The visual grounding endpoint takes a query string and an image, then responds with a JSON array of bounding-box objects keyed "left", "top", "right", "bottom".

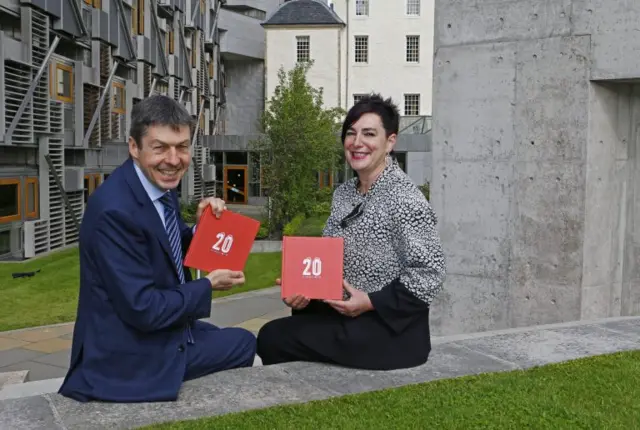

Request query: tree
[{"left": 251, "top": 61, "right": 344, "bottom": 238}]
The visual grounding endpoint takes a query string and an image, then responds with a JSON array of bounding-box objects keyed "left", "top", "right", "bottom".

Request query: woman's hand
[
  {"left": 276, "top": 278, "right": 310, "bottom": 310},
  {"left": 324, "top": 280, "right": 373, "bottom": 317}
]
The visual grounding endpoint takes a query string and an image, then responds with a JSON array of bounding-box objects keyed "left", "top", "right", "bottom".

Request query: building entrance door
[{"left": 223, "top": 166, "right": 248, "bottom": 204}]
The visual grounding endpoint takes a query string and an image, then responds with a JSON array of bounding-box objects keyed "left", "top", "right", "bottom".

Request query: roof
[{"left": 262, "top": 0, "right": 345, "bottom": 27}]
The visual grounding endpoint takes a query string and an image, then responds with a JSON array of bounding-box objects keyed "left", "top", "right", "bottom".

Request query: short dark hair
[
  {"left": 129, "top": 95, "right": 195, "bottom": 147},
  {"left": 341, "top": 93, "right": 400, "bottom": 144}
]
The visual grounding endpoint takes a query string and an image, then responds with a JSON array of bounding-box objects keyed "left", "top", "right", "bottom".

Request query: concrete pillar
[{"left": 430, "top": 0, "right": 640, "bottom": 336}]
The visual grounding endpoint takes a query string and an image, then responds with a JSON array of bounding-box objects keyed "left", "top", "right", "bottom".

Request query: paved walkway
[
  {"left": 0, "top": 287, "right": 287, "bottom": 383},
  {"left": 1, "top": 316, "right": 638, "bottom": 429}
]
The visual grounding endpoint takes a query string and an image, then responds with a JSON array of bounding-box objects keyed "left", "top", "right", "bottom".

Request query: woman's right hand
[
  {"left": 276, "top": 278, "right": 310, "bottom": 310},
  {"left": 206, "top": 269, "right": 245, "bottom": 290}
]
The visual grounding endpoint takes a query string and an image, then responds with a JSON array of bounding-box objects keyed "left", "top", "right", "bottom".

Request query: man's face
[{"left": 129, "top": 124, "right": 191, "bottom": 191}]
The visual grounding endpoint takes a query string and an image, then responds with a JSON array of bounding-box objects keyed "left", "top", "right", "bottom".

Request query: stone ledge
[
  {"left": 1, "top": 317, "right": 638, "bottom": 430},
  {"left": 0, "top": 371, "right": 28, "bottom": 389}
]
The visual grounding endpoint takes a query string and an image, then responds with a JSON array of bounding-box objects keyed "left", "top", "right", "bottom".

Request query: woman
[{"left": 256, "top": 94, "right": 446, "bottom": 370}]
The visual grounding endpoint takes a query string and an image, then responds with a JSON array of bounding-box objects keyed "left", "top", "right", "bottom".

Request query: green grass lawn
[
  {"left": 145, "top": 350, "right": 640, "bottom": 430},
  {"left": 0, "top": 248, "right": 281, "bottom": 332}
]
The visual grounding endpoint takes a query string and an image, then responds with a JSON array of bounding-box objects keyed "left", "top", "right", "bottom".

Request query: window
[
  {"left": 82, "top": 8, "right": 92, "bottom": 36},
  {"left": 353, "top": 94, "right": 368, "bottom": 105},
  {"left": 112, "top": 82, "right": 126, "bottom": 113},
  {"left": 296, "top": 36, "right": 310, "bottom": 62},
  {"left": 84, "top": 0, "right": 101, "bottom": 7},
  {"left": 394, "top": 152, "right": 407, "bottom": 172},
  {"left": 0, "top": 179, "right": 20, "bottom": 223},
  {"left": 355, "top": 0, "right": 369, "bottom": 16},
  {"left": 406, "top": 0, "right": 420, "bottom": 15},
  {"left": 26, "top": 177, "right": 38, "bottom": 219},
  {"left": 167, "top": 30, "right": 174, "bottom": 54},
  {"left": 84, "top": 174, "right": 102, "bottom": 203},
  {"left": 318, "top": 170, "right": 333, "bottom": 189},
  {"left": 0, "top": 230, "right": 10, "bottom": 255},
  {"left": 406, "top": 35, "right": 420, "bottom": 63},
  {"left": 354, "top": 36, "right": 368, "bottom": 63},
  {"left": 132, "top": 4, "right": 138, "bottom": 34},
  {"left": 404, "top": 94, "right": 420, "bottom": 115},
  {"left": 191, "top": 32, "right": 197, "bottom": 67},
  {"left": 137, "top": 0, "right": 144, "bottom": 35},
  {"left": 54, "top": 63, "right": 73, "bottom": 103}
]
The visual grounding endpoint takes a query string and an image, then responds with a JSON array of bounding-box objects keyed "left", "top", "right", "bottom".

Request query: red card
[
  {"left": 184, "top": 207, "right": 260, "bottom": 272},
  {"left": 281, "top": 236, "right": 344, "bottom": 300}
]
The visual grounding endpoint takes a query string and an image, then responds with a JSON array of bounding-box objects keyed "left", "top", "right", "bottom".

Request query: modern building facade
[
  {"left": 0, "top": 0, "right": 278, "bottom": 260},
  {"left": 247, "top": 0, "right": 434, "bottom": 197}
]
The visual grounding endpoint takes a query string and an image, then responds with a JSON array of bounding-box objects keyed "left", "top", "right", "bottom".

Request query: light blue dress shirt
[
  {"left": 133, "top": 162, "right": 170, "bottom": 228},
  {"left": 133, "top": 162, "right": 198, "bottom": 247}
]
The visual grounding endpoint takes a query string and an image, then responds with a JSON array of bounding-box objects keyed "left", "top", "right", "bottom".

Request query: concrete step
[
  {"left": 0, "top": 371, "right": 28, "bottom": 389},
  {"left": 0, "top": 377, "right": 63, "bottom": 401},
  {"left": 0, "top": 355, "right": 263, "bottom": 401}
]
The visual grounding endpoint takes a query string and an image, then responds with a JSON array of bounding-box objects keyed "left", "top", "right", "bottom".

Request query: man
[{"left": 59, "top": 95, "right": 256, "bottom": 403}]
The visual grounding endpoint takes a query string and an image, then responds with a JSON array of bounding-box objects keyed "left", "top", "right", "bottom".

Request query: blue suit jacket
[{"left": 58, "top": 158, "right": 212, "bottom": 403}]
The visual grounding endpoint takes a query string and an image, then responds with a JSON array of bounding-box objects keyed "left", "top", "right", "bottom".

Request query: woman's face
[{"left": 344, "top": 113, "right": 396, "bottom": 175}]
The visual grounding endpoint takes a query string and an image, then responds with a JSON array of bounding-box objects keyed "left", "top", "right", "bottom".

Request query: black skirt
[{"left": 256, "top": 279, "right": 432, "bottom": 371}]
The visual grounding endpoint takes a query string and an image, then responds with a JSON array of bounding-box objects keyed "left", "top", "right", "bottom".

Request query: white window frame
[
  {"left": 405, "top": 35, "right": 420, "bottom": 63},
  {"left": 296, "top": 35, "right": 310, "bottom": 62},
  {"left": 406, "top": 0, "right": 420, "bottom": 16},
  {"left": 353, "top": 93, "right": 368, "bottom": 105},
  {"left": 354, "top": 35, "right": 369, "bottom": 63},
  {"left": 355, "top": 0, "right": 369, "bottom": 16},
  {"left": 404, "top": 94, "right": 420, "bottom": 116}
]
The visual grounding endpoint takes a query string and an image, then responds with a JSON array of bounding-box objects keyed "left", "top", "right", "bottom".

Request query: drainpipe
[
  {"left": 345, "top": 0, "right": 350, "bottom": 111},
  {"left": 5, "top": 35, "right": 61, "bottom": 145}
]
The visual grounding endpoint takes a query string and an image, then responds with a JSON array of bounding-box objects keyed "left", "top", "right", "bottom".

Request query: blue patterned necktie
[{"left": 159, "top": 193, "right": 186, "bottom": 284}]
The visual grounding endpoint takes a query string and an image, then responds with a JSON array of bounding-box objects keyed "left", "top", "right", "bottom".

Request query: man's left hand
[
  {"left": 196, "top": 197, "right": 226, "bottom": 222},
  {"left": 324, "top": 280, "right": 373, "bottom": 318}
]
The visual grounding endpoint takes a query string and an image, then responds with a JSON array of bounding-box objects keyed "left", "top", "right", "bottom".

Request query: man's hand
[
  {"left": 275, "top": 278, "right": 310, "bottom": 310},
  {"left": 196, "top": 197, "right": 226, "bottom": 222},
  {"left": 206, "top": 269, "right": 245, "bottom": 291},
  {"left": 324, "top": 280, "right": 373, "bottom": 318}
]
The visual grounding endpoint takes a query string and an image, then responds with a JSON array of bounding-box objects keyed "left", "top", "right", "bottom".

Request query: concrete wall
[
  {"left": 223, "top": 60, "right": 264, "bottom": 135},
  {"left": 219, "top": 8, "right": 266, "bottom": 60},
  {"left": 430, "top": 0, "right": 640, "bottom": 336}
]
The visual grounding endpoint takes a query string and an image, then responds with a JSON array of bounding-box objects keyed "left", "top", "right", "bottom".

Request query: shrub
[
  {"left": 180, "top": 201, "right": 199, "bottom": 224},
  {"left": 418, "top": 182, "right": 430, "bottom": 201},
  {"left": 296, "top": 215, "right": 327, "bottom": 237},
  {"left": 283, "top": 214, "right": 305, "bottom": 236}
]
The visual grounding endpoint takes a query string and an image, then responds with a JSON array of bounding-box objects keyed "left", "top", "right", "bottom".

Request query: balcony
[
  {"left": 218, "top": 8, "right": 265, "bottom": 61},
  {"left": 222, "top": 0, "right": 269, "bottom": 18}
]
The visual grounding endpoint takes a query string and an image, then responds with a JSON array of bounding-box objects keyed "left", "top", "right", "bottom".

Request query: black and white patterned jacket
[{"left": 323, "top": 157, "right": 446, "bottom": 305}]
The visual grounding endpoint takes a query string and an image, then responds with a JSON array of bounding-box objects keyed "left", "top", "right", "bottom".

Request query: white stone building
[
  {"left": 263, "top": 0, "right": 434, "bottom": 116},
  {"left": 261, "top": 0, "right": 434, "bottom": 189}
]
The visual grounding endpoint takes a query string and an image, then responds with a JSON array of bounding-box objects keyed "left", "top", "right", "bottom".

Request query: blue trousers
[{"left": 184, "top": 320, "right": 256, "bottom": 381}]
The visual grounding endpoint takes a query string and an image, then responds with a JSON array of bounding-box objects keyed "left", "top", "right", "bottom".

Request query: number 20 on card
[
  {"left": 302, "top": 257, "right": 322, "bottom": 277},
  {"left": 280, "top": 236, "right": 344, "bottom": 300},
  {"left": 212, "top": 232, "right": 234, "bottom": 255}
]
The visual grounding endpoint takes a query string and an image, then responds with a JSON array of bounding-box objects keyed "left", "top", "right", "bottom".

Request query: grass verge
[
  {"left": 145, "top": 350, "right": 640, "bottom": 429},
  {"left": 0, "top": 248, "right": 281, "bottom": 332}
]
